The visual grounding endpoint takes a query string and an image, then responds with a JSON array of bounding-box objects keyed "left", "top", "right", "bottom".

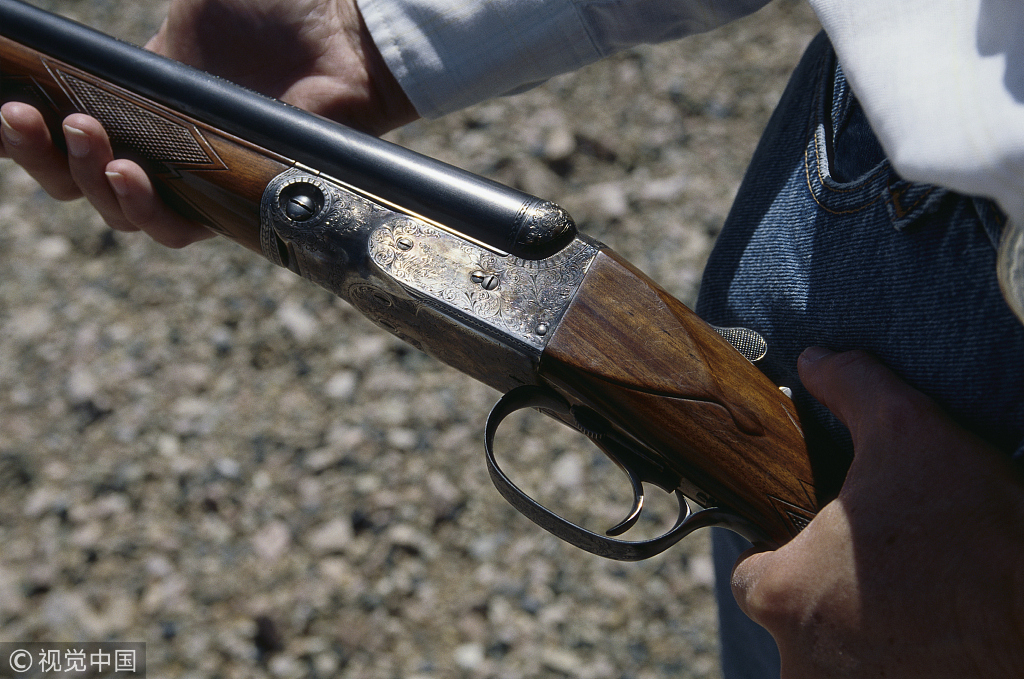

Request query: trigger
[
  {"left": 605, "top": 465, "right": 645, "bottom": 536},
  {"left": 569, "top": 405, "right": 649, "bottom": 538}
]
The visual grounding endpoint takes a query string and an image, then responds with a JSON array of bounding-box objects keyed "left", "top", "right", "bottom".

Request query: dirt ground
[{"left": 0, "top": 1, "right": 821, "bottom": 676}]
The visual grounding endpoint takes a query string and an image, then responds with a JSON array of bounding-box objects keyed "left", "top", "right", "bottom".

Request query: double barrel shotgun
[{"left": 0, "top": 0, "right": 847, "bottom": 559}]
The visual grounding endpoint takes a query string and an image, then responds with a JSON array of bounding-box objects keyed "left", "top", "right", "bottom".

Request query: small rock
[
  {"left": 689, "top": 553, "right": 716, "bottom": 587},
  {"left": 12, "top": 305, "right": 53, "bottom": 339},
  {"left": 387, "top": 524, "right": 437, "bottom": 559},
  {"left": 590, "top": 181, "right": 630, "bottom": 218},
  {"left": 303, "top": 447, "right": 343, "bottom": 473},
  {"left": 307, "top": 518, "right": 353, "bottom": 554},
  {"left": 386, "top": 428, "right": 417, "bottom": 450},
  {"left": 543, "top": 125, "right": 576, "bottom": 161},
  {"left": 453, "top": 643, "right": 485, "bottom": 670},
  {"left": 252, "top": 521, "right": 291, "bottom": 562},
  {"left": 36, "top": 235, "right": 71, "bottom": 260},
  {"left": 145, "top": 555, "right": 175, "bottom": 579},
  {"left": 542, "top": 647, "right": 583, "bottom": 675},
  {"left": 23, "top": 487, "right": 67, "bottom": 519},
  {"left": 324, "top": 370, "right": 358, "bottom": 400},
  {"left": 276, "top": 300, "right": 318, "bottom": 342},
  {"left": 66, "top": 368, "right": 99, "bottom": 402},
  {"left": 551, "top": 452, "right": 584, "bottom": 489},
  {"left": 214, "top": 457, "right": 241, "bottom": 479}
]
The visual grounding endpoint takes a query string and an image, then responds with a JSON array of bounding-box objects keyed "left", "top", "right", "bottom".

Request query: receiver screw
[
  {"left": 396, "top": 236, "right": 414, "bottom": 251},
  {"left": 471, "top": 270, "right": 499, "bottom": 290},
  {"left": 280, "top": 182, "right": 325, "bottom": 222},
  {"left": 285, "top": 194, "right": 317, "bottom": 221}
]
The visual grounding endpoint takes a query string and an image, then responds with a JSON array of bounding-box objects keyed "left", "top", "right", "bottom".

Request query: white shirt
[{"left": 358, "top": 0, "right": 1024, "bottom": 233}]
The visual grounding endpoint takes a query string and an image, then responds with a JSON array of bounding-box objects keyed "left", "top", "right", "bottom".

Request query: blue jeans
[{"left": 696, "top": 32, "right": 1024, "bottom": 679}]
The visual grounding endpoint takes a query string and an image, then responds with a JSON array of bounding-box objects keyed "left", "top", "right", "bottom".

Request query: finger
[
  {"left": 1, "top": 102, "right": 81, "bottom": 200},
  {"left": 730, "top": 500, "right": 857, "bottom": 629},
  {"left": 730, "top": 537, "right": 818, "bottom": 629},
  {"left": 729, "top": 547, "right": 780, "bottom": 626},
  {"left": 105, "top": 159, "right": 215, "bottom": 248},
  {"left": 62, "top": 113, "right": 139, "bottom": 232},
  {"left": 796, "top": 348, "right": 935, "bottom": 452}
]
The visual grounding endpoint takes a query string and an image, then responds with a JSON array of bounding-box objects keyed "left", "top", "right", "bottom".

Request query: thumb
[
  {"left": 728, "top": 505, "right": 851, "bottom": 631},
  {"left": 728, "top": 546, "right": 781, "bottom": 626},
  {"left": 796, "top": 348, "right": 930, "bottom": 450}
]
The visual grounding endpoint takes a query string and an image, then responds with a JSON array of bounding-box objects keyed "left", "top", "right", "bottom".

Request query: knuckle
[
  {"left": 144, "top": 220, "right": 207, "bottom": 249},
  {"left": 870, "top": 380, "right": 936, "bottom": 436},
  {"left": 45, "top": 181, "right": 85, "bottom": 202},
  {"left": 21, "top": 165, "right": 81, "bottom": 201},
  {"left": 102, "top": 213, "right": 137, "bottom": 234},
  {"left": 827, "top": 349, "right": 884, "bottom": 386},
  {"left": 156, "top": 232, "right": 196, "bottom": 249},
  {"left": 732, "top": 553, "right": 809, "bottom": 630},
  {"left": 741, "top": 569, "right": 802, "bottom": 627}
]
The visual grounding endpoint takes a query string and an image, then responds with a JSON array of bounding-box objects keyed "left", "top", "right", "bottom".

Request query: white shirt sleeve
[
  {"left": 361, "top": 0, "right": 1024, "bottom": 234},
  {"left": 809, "top": 0, "right": 1024, "bottom": 228},
  {"left": 357, "top": 0, "right": 772, "bottom": 118}
]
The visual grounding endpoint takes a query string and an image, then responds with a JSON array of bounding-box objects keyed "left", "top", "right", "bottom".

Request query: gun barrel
[{"left": 0, "top": 0, "right": 575, "bottom": 258}]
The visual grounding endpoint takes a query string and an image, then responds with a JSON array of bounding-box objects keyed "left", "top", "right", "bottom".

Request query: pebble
[
  {"left": 307, "top": 518, "right": 354, "bottom": 554},
  {"left": 690, "top": 554, "right": 717, "bottom": 588},
  {"left": 36, "top": 235, "right": 71, "bottom": 260},
  {"left": 551, "top": 451, "right": 585, "bottom": 489},
  {"left": 275, "top": 300, "right": 319, "bottom": 343},
  {"left": 453, "top": 643, "right": 485, "bottom": 670},
  {"left": 252, "top": 521, "right": 292, "bottom": 562},
  {"left": 324, "top": 369, "right": 358, "bottom": 400}
]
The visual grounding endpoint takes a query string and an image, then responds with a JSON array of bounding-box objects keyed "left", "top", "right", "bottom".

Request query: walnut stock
[{"left": 540, "top": 250, "right": 835, "bottom": 545}]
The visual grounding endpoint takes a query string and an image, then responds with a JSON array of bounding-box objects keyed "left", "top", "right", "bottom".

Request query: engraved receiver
[{"left": 0, "top": 0, "right": 845, "bottom": 559}]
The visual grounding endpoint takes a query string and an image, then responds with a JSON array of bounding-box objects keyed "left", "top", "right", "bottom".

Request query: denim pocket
[
  {"left": 804, "top": 58, "right": 950, "bottom": 232},
  {"left": 804, "top": 121, "right": 892, "bottom": 216}
]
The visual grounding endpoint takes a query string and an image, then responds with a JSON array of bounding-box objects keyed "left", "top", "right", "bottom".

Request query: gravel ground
[{"left": 0, "top": 1, "right": 820, "bottom": 677}]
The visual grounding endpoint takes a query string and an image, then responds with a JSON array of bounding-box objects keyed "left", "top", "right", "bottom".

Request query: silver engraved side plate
[
  {"left": 260, "top": 167, "right": 600, "bottom": 383},
  {"left": 368, "top": 220, "right": 598, "bottom": 350}
]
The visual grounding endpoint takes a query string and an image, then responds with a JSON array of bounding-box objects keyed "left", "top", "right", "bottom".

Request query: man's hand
[
  {"left": 0, "top": 0, "right": 416, "bottom": 247},
  {"left": 731, "top": 348, "right": 1024, "bottom": 678}
]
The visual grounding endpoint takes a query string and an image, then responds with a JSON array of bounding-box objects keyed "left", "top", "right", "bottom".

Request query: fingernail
[
  {"left": 105, "top": 171, "right": 128, "bottom": 197},
  {"left": 63, "top": 124, "right": 90, "bottom": 158},
  {"left": 0, "top": 112, "right": 23, "bottom": 146},
  {"left": 800, "top": 346, "right": 834, "bottom": 364}
]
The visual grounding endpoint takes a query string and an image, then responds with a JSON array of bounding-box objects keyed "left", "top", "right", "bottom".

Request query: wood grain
[
  {"left": 0, "top": 34, "right": 289, "bottom": 253},
  {"left": 541, "top": 248, "right": 844, "bottom": 545}
]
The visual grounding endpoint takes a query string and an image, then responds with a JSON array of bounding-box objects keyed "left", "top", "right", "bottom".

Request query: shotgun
[{"left": 0, "top": 0, "right": 842, "bottom": 559}]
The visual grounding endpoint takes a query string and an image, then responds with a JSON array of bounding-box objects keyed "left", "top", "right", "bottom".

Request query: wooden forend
[{"left": 0, "top": 34, "right": 289, "bottom": 254}]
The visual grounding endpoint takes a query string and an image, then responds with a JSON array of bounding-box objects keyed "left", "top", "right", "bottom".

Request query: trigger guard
[{"left": 484, "top": 386, "right": 767, "bottom": 561}]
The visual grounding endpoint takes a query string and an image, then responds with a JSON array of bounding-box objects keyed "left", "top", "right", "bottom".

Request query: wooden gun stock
[{"left": 540, "top": 249, "right": 836, "bottom": 546}]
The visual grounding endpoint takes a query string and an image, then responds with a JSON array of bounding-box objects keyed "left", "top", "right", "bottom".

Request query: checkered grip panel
[{"left": 63, "top": 73, "right": 211, "bottom": 165}]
